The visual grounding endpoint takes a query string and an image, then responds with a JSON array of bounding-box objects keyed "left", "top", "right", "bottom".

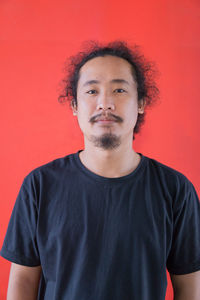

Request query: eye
[
  {"left": 114, "top": 88, "right": 126, "bottom": 93},
  {"left": 86, "top": 90, "right": 97, "bottom": 94}
]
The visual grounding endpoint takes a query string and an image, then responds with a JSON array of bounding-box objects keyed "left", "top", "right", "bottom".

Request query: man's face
[{"left": 73, "top": 55, "right": 145, "bottom": 150}]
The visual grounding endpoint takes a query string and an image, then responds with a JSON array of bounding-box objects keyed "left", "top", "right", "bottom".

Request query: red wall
[{"left": 0, "top": 0, "right": 200, "bottom": 299}]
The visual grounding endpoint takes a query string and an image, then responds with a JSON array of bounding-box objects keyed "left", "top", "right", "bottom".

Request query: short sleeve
[
  {"left": 166, "top": 178, "right": 200, "bottom": 275},
  {"left": 0, "top": 174, "right": 41, "bottom": 266}
]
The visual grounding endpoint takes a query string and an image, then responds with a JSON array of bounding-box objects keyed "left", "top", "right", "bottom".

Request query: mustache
[{"left": 89, "top": 113, "right": 123, "bottom": 123}]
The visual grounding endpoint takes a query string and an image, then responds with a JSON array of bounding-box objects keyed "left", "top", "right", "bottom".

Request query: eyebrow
[{"left": 82, "top": 79, "right": 130, "bottom": 87}]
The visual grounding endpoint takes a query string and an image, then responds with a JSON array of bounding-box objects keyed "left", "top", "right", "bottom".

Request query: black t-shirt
[{"left": 1, "top": 150, "right": 200, "bottom": 300}]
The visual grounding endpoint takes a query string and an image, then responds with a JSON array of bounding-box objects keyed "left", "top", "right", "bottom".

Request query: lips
[
  {"left": 90, "top": 113, "right": 122, "bottom": 124},
  {"left": 97, "top": 119, "right": 115, "bottom": 122},
  {"left": 97, "top": 120, "right": 115, "bottom": 124},
  {"left": 95, "top": 116, "right": 116, "bottom": 122}
]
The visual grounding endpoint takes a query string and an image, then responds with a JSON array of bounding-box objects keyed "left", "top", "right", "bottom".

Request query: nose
[{"left": 96, "top": 93, "right": 115, "bottom": 111}]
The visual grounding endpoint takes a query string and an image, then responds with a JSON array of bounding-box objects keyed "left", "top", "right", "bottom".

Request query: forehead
[{"left": 78, "top": 55, "right": 135, "bottom": 84}]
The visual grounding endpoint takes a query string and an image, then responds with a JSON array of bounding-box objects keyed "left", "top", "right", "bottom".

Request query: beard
[{"left": 89, "top": 132, "right": 121, "bottom": 150}]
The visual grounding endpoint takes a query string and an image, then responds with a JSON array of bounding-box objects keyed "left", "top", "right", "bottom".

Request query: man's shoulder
[
  {"left": 143, "top": 154, "right": 199, "bottom": 203},
  {"left": 144, "top": 154, "right": 192, "bottom": 187},
  {"left": 22, "top": 152, "right": 76, "bottom": 184}
]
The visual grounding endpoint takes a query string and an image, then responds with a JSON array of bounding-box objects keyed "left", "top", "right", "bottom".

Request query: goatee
[{"left": 89, "top": 133, "right": 121, "bottom": 150}]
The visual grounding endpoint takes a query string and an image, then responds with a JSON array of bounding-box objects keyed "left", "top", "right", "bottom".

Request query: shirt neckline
[{"left": 72, "top": 149, "right": 147, "bottom": 185}]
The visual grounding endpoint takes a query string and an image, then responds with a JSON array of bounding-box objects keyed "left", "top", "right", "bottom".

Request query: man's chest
[{"left": 37, "top": 184, "right": 173, "bottom": 272}]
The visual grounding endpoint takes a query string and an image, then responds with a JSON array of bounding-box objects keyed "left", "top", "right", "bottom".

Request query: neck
[{"left": 79, "top": 142, "right": 141, "bottom": 178}]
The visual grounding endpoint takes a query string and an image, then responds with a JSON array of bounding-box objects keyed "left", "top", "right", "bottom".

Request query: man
[{"left": 1, "top": 41, "right": 200, "bottom": 300}]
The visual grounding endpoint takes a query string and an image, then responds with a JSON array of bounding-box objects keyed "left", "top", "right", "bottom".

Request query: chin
[{"left": 87, "top": 132, "right": 121, "bottom": 150}]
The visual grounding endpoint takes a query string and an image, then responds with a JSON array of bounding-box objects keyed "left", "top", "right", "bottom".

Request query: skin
[
  {"left": 170, "top": 272, "right": 200, "bottom": 299},
  {"left": 72, "top": 55, "right": 146, "bottom": 178},
  {"left": 7, "top": 263, "right": 42, "bottom": 300}
]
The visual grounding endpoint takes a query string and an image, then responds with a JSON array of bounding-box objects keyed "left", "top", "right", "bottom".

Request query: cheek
[
  {"left": 123, "top": 102, "right": 139, "bottom": 124},
  {"left": 76, "top": 102, "right": 93, "bottom": 125},
  {"left": 122, "top": 100, "right": 138, "bottom": 114},
  {"left": 77, "top": 99, "right": 96, "bottom": 116}
]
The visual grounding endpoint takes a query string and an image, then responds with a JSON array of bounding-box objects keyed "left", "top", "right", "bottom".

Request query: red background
[{"left": 0, "top": 0, "right": 200, "bottom": 299}]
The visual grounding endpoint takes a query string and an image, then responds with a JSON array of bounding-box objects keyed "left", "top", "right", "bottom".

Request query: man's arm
[
  {"left": 170, "top": 270, "right": 200, "bottom": 300},
  {"left": 7, "top": 262, "right": 42, "bottom": 300}
]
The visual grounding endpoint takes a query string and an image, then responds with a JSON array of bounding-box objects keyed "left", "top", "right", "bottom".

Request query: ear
[
  {"left": 71, "top": 99, "right": 77, "bottom": 116},
  {"left": 138, "top": 99, "right": 146, "bottom": 114}
]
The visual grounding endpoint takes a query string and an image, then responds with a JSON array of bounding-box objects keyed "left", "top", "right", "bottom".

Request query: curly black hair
[{"left": 58, "top": 40, "right": 160, "bottom": 140}]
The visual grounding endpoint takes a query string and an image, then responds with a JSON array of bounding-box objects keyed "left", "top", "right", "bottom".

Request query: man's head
[{"left": 58, "top": 40, "right": 159, "bottom": 143}]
